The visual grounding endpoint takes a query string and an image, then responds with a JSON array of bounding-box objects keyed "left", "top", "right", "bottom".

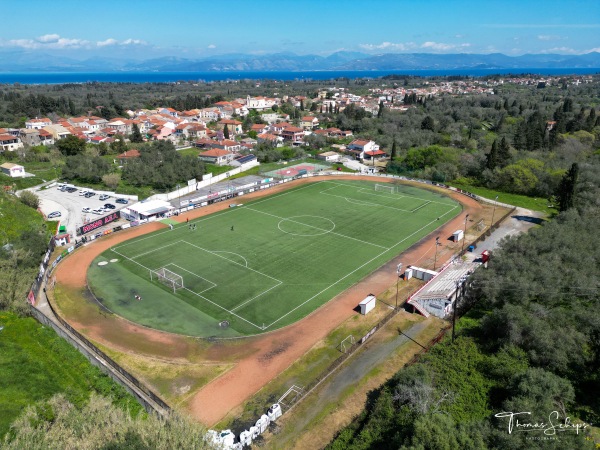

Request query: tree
[
  {"left": 486, "top": 140, "right": 498, "bottom": 171},
  {"left": 55, "top": 135, "right": 86, "bottom": 156},
  {"left": 3, "top": 394, "right": 211, "bottom": 449},
  {"left": 497, "top": 137, "right": 511, "bottom": 167},
  {"left": 421, "top": 115, "right": 435, "bottom": 131},
  {"left": 130, "top": 123, "right": 144, "bottom": 143},
  {"left": 377, "top": 100, "right": 384, "bottom": 119},
  {"left": 18, "top": 191, "right": 39, "bottom": 209},
  {"left": 557, "top": 162, "right": 579, "bottom": 212},
  {"left": 223, "top": 123, "right": 230, "bottom": 140},
  {"left": 0, "top": 248, "right": 37, "bottom": 316},
  {"left": 110, "top": 135, "right": 128, "bottom": 155},
  {"left": 390, "top": 139, "right": 397, "bottom": 160},
  {"left": 102, "top": 173, "right": 121, "bottom": 190}
]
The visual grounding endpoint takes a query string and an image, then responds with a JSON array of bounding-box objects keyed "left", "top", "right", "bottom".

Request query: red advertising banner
[{"left": 78, "top": 211, "right": 121, "bottom": 235}]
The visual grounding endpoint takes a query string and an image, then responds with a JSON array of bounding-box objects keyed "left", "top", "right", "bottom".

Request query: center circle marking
[{"left": 278, "top": 215, "right": 335, "bottom": 236}]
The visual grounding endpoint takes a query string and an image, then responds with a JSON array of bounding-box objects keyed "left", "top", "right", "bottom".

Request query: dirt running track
[{"left": 53, "top": 176, "right": 482, "bottom": 426}]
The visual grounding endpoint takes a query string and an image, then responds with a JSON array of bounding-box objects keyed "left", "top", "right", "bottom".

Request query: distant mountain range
[{"left": 1, "top": 50, "right": 599, "bottom": 73}]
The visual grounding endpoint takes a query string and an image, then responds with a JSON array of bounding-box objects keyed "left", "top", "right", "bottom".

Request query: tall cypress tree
[
  {"left": 377, "top": 100, "right": 384, "bottom": 119},
  {"left": 557, "top": 162, "right": 579, "bottom": 212},
  {"left": 390, "top": 139, "right": 397, "bottom": 160},
  {"left": 223, "top": 123, "right": 230, "bottom": 140},
  {"left": 486, "top": 140, "right": 499, "bottom": 170},
  {"left": 130, "top": 123, "right": 144, "bottom": 143}
]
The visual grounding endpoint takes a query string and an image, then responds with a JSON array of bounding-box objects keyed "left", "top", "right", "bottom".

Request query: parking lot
[{"left": 34, "top": 184, "right": 131, "bottom": 237}]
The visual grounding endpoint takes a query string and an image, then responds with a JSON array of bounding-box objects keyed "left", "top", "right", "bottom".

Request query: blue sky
[{"left": 1, "top": 0, "right": 599, "bottom": 58}]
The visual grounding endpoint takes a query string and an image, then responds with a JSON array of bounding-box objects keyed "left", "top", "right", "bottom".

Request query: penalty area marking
[{"left": 211, "top": 250, "right": 249, "bottom": 267}]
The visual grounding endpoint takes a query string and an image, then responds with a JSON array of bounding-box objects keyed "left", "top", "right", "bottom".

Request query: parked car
[
  {"left": 104, "top": 203, "right": 116, "bottom": 210},
  {"left": 47, "top": 211, "right": 62, "bottom": 218},
  {"left": 84, "top": 192, "right": 94, "bottom": 198},
  {"left": 115, "top": 198, "right": 128, "bottom": 204},
  {"left": 67, "top": 187, "right": 77, "bottom": 193},
  {"left": 99, "top": 194, "right": 110, "bottom": 200},
  {"left": 82, "top": 207, "right": 91, "bottom": 213},
  {"left": 92, "top": 209, "right": 103, "bottom": 215},
  {"left": 79, "top": 190, "right": 88, "bottom": 196}
]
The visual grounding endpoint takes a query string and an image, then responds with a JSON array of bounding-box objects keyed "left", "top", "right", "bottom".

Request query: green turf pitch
[{"left": 87, "top": 180, "right": 460, "bottom": 337}]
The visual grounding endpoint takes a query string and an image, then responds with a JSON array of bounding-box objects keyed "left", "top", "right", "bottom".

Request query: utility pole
[
  {"left": 461, "top": 214, "right": 470, "bottom": 254},
  {"left": 395, "top": 263, "right": 403, "bottom": 309},
  {"left": 490, "top": 195, "right": 499, "bottom": 230},
  {"left": 452, "top": 280, "right": 460, "bottom": 343},
  {"left": 433, "top": 236, "right": 440, "bottom": 270}
]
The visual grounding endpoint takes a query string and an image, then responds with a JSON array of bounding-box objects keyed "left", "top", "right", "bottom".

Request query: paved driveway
[{"left": 33, "top": 184, "right": 128, "bottom": 237}]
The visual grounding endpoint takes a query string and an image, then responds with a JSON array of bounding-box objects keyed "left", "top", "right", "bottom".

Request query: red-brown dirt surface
[{"left": 53, "top": 176, "right": 482, "bottom": 426}]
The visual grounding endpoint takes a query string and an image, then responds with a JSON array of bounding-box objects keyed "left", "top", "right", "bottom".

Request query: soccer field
[{"left": 87, "top": 180, "right": 460, "bottom": 337}]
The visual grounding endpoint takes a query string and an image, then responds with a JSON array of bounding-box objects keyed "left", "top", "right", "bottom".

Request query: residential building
[
  {"left": 25, "top": 118, "right": 52, "bottom": 129},
  {"left": 301, "top": 116, "right": 319, "bottom": 131},
  {"left": 0, "top": 134, "right": 24, "bottom": 152},
  {"left": 198, "top": 148, "right": 236, "bottom": 166}
]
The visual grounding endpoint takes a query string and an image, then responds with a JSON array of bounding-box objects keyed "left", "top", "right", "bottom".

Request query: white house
[
  {"left": 25, "top": 118, "right": 52, "bottom": 130},
  {"left": 0, "top": 162, "right": 25, "bottom": 177},
  {"left": 0, "top": 134, "right": 24, "bottom": 152}
]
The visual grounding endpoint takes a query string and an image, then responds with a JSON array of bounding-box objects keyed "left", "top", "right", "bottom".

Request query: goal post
[
  {"left": 374, "top": 184, "right": 395, "bottom": 194},
  {"left": 150, "top": 267, "right": 184, "bottom": 293}
]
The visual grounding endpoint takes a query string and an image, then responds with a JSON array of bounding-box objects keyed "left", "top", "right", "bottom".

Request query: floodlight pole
[
  {"left": 490, "top": 195, "right": 499, "bottom": 230},
  {"left": 433, "top": 236, "right": 440, "bottom": 270},
  {"left": 461, "top": 214, "right": 469, "bottom": 254},
  {"left": 395, "top": 263, "right": 402, "bottom": 309},
  {"left": 452, "top": 280, "right": 460, "bottom": 343}
]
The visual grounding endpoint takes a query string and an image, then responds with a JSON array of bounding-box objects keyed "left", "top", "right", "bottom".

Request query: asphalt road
[{"left": 34, "top": 184, "right": 129, "bottom": 237}]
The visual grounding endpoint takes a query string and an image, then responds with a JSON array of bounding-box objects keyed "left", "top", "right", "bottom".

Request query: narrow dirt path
[{"left": 52, "top": 176, "right": 482, "bottom": 426}]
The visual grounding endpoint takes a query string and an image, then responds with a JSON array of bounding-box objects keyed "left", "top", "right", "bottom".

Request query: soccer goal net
[
  {"left": 374, "top": 184, "right": 395, "bottom": 194},
  {"left": 150, "top": 267, "right": 184, "bottom": 293}
]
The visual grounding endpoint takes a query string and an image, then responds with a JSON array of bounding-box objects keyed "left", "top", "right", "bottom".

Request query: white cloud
[
  {"left": 6, "top": 34, "right": 89, "bottom": 49},
  {"left": 537, "top": 34, "right": 562, "bottom": 41},
  {"left": 542, "top": 46, "right": 578, "bottom": 54},
  {"left": 359, "top": 41, "right": 417, "bottom": 51},
  {"left": 360, "top": 41, "right": 470, "bottom": 53},
  {"left": 37, "top": 34, "right": 60, "bottom": 43},
  {"left": 121, "top": 39, "right": 146, "bottom": 46},
  {"left": 207, "top": 44, "right": 217, "bottom": 49},
  {"left": 422, "top": 41, "right": 471, "bottom": 51},
  {"left": 97, "top": 38, "right": 118, "bottom": 47}
]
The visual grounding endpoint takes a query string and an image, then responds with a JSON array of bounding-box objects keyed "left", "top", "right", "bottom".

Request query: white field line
[
  {"left": 211, "top": 250, "right": 249, "bottom": 267},
  {"left": 183, "top": 241, "right": 283, "bottom": 284},
  {"left": 321, "top": 180, "right": 456, "bottom": 206},
  {"left": 411, "top": 201, "right": 431, "bottom": 213},
  {"left": 319, "top": 190, "right": 413, "bottom": 213},
  {"left": 244, "top": 206, "right": 388, "bottom": 250},
  {"left": 183, "top": 241, "right": 283, "bottom": 316},
  {"left": 167, "top": 263, "right": 217, "bottom": 293},
  {"left": 124, "top": 240, "right": 183, "bottom": 260},
  {"left": 264, "top": 203, "right": 459, "bottom": 330},
  {"left": 110, "top": 246, "right": 264, "bottom": 330}
]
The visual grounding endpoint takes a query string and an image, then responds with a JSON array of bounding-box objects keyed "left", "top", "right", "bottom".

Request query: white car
[
  {"left": 47, "top": 211, "right": 61, "bottom": 219},
  {"left": 99, "top": 194, "right": 110, "bottom": 201},
  {"left": 82, "top": 207, "right": 91, "bottom": 213},
  {"left": 79, "top": 190, "right": 88, "bottom": 196},
  {"left": 92, "top": 209, "right": 103, "bottom": 215}
]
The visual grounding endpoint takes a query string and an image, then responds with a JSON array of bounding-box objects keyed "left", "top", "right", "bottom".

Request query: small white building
[
  {"left": 358, "top": 294, "right": 377, "bottom": 315},
  {"left": 452, "top": 230, "right": 464, "bottom": 242},
  {"left": 120, "top": 200, "right": 174, "bottom": 221},
  {"left": 317, "top": 151, "right": 340, "bottom": 162},
  {"left": 0, "top": 162, "right": 25, "bottom": 177}
]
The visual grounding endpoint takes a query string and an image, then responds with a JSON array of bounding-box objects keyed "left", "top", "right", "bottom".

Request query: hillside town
[{"left": 1, "top": 74, "right": 589, "bottom": 168}]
